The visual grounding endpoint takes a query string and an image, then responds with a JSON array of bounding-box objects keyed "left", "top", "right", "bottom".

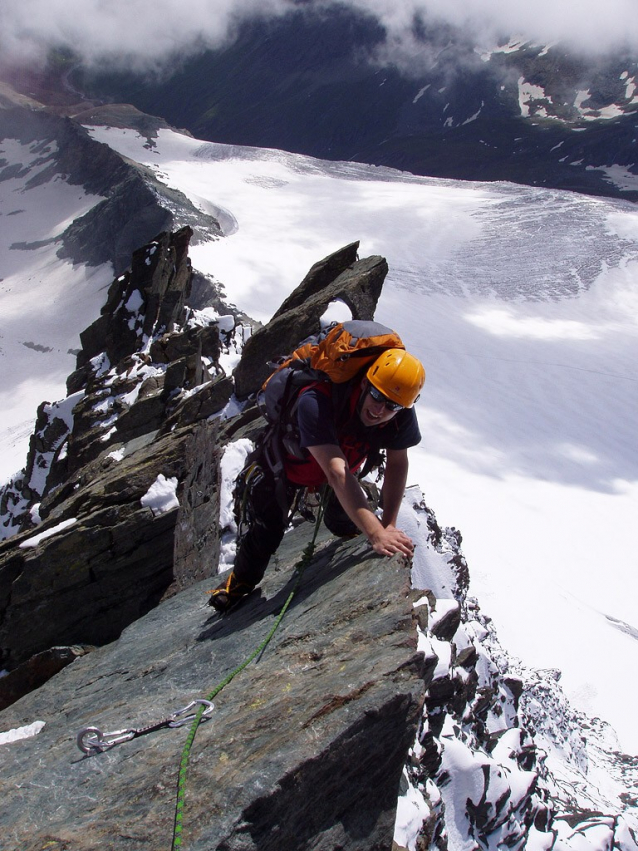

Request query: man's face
[{"left": 358, "top": 380, "right": 401, "bottom": 427}]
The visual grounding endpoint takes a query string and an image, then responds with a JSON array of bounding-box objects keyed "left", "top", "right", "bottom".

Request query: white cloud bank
[
  {"left": 1, "top": 0, "right": 637, "bottom": 76},
  {"left": 0, "top": 0, "right": 294, "bottom": 72}
]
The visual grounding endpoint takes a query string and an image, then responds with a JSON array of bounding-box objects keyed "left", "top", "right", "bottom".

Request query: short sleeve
[
  {"left": 377, "top": 407, "right": 421, "bottom": 450},
  {"left": 296, "top": 387, "right": 339, "bottom": 448}
]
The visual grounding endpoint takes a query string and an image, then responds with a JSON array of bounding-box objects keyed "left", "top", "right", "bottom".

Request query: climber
[{"left": 209, "top": 347, "right": 425, "bottom": 612}]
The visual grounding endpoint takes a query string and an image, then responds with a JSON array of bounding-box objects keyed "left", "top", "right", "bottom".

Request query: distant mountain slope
[
  {"left": 77, "top": 6, "right": 638, "bottom": 199},
  {"left": 0, "top": 100, "right": 222, "bottom": 481}
]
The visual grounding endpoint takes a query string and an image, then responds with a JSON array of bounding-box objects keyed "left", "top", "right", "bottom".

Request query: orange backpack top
[{"left": 259, "top": 320, "right": 404, "bottom": 423}]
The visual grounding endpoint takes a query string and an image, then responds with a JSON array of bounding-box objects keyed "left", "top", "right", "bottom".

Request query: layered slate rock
[
  {"left": 0, "top": 420, "right": 221, "bottom": 670},
  {"left": 0, "top": 527, "right": 424, "bottom": 851},
  {"left": 0, "top": 227, "right": 234, "bottom": 672}
]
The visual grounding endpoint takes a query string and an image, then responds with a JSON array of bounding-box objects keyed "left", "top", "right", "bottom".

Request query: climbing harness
[
  {"left": 171, "top": 489, "right": 327, "bottom": 850},
  {"left": 232, "top": 457, "right": 265, "bottom": 537},
  {"left": 76, "top": 699, "right": 215, "bottom": 755}
]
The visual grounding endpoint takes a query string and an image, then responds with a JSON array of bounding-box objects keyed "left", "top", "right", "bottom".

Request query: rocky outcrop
[
  {"left": 270, "top": 240, "right": 360, "bottom": 318},
  {"left": 0, "top": 421, "right": 219, "bottom": 670},
  {"left": 0, "top": 526, "right": 424, "bottom": 851},
  {"left": 1, "top": 227, "right": 226, "bottom": 525},
  {"left": 59, "top": 166, "right": 222, "bottom": 274},
  {"left": 0, "top": 104, "right": 222, "bottom": 274},
  {"left": 0, "top": 226, "right": 234, "bottom": 671},
  {"left": 233, "top": 242, "right": 389, "bottom": 398},
  {"left": 0, "top": 234, "right": 389, "bottom": 674},
  {"left": 394, "top": 492, "right": 638, "bottom": 851}
]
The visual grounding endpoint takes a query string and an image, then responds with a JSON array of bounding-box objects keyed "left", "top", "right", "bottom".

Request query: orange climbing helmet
[{"left": 366, "top": 348, "right": 425, "bottom": 408}]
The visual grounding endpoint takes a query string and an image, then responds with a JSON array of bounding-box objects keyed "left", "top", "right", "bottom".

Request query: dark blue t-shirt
[
  {"left": 283, "top": 382, "right": 420, "bottom": 486},
  {"left": 297, "top": 384, "right": 421, "bottom": 451}
]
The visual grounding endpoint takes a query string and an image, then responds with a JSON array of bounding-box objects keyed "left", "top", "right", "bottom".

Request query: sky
[
  {"left": 2, "top": 123, "right": 637, "bottom": 758},
  {"left": 1, "top": 0, "right": 637, "bottom": 77}
]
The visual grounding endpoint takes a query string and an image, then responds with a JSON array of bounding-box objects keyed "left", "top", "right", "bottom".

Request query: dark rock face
[
  {"left": 59, "top": 168, "right": 222, "bottom": 274},
  {"left": 58, "top": 170, "right": 174, "bottom": 273},
  {"left": 0, "top": 529, "right": 424, "bottom": 851},
  {"left": 75, "top": 226, "right": 195, "bottom": 372},
  {"left": 0, "top": 645, "right": 93, "bottom": 711},
  {"left": 0, "top": 423, "right": 218, "bottom": 668},
  {"left": 0, "top": 226, "right": 233, "bottom": 667},
  {"left": 233, "top": 245, "right": 389, "bottom": 398}
]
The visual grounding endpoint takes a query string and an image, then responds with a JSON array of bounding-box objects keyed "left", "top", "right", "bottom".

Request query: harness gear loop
[{"left": 171, "top": 488, "right": 328, "bottom": 850}]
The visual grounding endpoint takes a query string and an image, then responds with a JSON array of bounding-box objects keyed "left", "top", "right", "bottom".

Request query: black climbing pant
[{"left": 232, "top": 469, "right": 359, "bottom": 589}]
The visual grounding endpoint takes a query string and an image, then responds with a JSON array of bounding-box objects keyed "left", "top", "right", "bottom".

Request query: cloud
[
  {"left": 0, "top": 0, "right": 296, "bottom": 72},
  {"left": 1, "top": 0, "right": 637, "bottom": 76},
  {"left": 348, "top": 0, "right": 638, "bottom": 54}
]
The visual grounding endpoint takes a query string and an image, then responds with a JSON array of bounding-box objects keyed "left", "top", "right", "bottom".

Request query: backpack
[{"left": 258, "top": 319, "right": 405, "bottom": 429}]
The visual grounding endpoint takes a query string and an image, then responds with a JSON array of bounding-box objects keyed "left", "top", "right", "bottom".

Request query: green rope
[{"left": 171, "top": 493, "right": 326, "bottom": 850}]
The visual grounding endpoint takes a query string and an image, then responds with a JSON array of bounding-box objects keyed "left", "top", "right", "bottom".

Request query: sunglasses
[{"left": 367, "top": 383, "right": 403, "bottom": 412}]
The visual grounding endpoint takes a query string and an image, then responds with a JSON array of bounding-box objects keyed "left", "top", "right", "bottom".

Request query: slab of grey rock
[
  {"left": 0, "top": 523, "right": 425, "bottom": 851},
  {"left": 0, "top": 420, "right": 218, "bottom": 669}
]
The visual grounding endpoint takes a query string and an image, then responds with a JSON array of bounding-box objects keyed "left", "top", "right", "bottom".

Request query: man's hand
[
  {"left": 308, "top": 443, "right": 415, "bottom": 559},
  {"left": 369, "top": 524, "right": 415, "bottom": 558}
]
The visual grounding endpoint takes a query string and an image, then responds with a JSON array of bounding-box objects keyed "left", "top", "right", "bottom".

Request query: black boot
[{"left": 208, "top": 571, "right": 255, "bottom": 612}]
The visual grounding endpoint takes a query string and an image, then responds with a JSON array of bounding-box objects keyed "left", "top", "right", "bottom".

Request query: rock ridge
[
  {"left": 0, "top": 103, "right": 222, "bottom": 274},
  {"left": 0, "top": 232, "right": 390, "bottom": 677}
]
